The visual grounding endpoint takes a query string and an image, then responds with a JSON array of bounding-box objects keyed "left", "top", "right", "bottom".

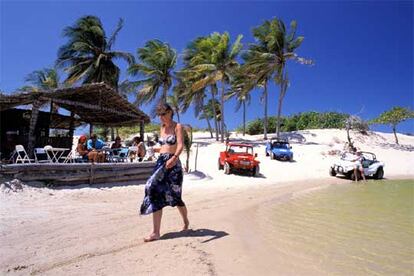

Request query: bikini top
[{"left": 158, "top": 134, "right": 176, "bottom": 145}]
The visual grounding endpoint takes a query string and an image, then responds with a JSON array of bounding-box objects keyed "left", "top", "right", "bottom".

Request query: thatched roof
[{"left": 0, "top": 83, "right": 150, "bottom": 126}]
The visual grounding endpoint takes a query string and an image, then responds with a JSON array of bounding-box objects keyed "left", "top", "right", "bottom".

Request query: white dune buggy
[{"left": 329, "top": 151, "right": 385, "bottom": 180}]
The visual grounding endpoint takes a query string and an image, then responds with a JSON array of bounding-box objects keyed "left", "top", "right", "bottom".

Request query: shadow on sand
[
  {"left": 377, "top": 143, "right": 414, "bottom": 152},
  {"left": 160, "top": 228, "right": 229, "bottom": 243}
]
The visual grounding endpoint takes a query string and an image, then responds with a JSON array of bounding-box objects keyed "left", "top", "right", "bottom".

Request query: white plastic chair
[
  {"left": 15, "top": 145, "right": 34, "bottom": 163},
  {"left": 34, "top": 148, "right": 51, "bottom": 163},
  {"left": 43, "top": 145, "right": 54, "bottom": 162},
  {"left": 62, "top": 150, "right": 74, "bottom": 163}
]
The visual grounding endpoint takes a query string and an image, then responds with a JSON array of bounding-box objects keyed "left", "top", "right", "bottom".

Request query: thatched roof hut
[{"left": 0, "top": 83, "right": 149, "bottom": 158}]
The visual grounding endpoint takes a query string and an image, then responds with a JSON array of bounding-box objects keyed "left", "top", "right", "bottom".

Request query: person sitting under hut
[
  {"left": 87, "top": 134, "right": 106, "bottom": 163},
  {"left": 129, "top": 137, "right": 145, "bottom": 162},
  {"left": 137, "top": 138, "right": 146, "bottom": 162},
  {"left": 111, "top": 136, "right": 122, "bottom": 149},
  {"left": 76, "top": 135, "right": 89, "bottom": 161}
]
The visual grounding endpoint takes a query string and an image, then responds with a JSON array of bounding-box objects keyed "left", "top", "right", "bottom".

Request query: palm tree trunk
[
  {"left": 211, "top": 85, "right": 219, "bottom": 141},
  {"left": 220, "top": 82, "right": 225, "bottom": 143},
  {"left": 28, "top": 100, "right": 41, "bottom": 158},
  {"left": 243, "top": 100, "right": 246, "bottom": 136},
  {"left": 346, "top": 128, "right": 352, "bottom": 144},
  {"left": 276, "top": 94, "right": 283, "bottom": 139},
  {"left": 392, "top": 125, "right": 399, "bottom": 145},
  {"left": 276, "top": 71, "right": 288, "bottom": 139},
  {"left": 162, "top": 83, "right": 168, "bottom": 102},
  {"left": 206, "top": 117, "right": 213, "bottom": 138},
  {"left": 176, "top": 111, "right": 181, "bottom": 123},
  {"left": 264, "top": 81, "right": 268, "bottom": 140}
]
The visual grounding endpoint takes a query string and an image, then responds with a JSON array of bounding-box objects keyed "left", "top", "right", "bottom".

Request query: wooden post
[
  {"left": 195, "top": 143, "right": 199, "bottom": 171},
  {"left": 89, "top": 124, "right": 94, "bottom": 136},
  {"left": 48, "top": 99, "right": 53, "bottom": 138},
  {"left": 27, "top": 99, "right": 41, "bottom": 158},
  {"left": 140, "top": 120, "right": 145, "bottom": 142},
  {"left": 68, "top": 111, "right": 75, "bottom": 149}
]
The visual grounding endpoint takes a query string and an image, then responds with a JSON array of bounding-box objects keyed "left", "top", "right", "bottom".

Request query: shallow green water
[{"left": 264, "top": 180, "right": 414, "bottom": 275}]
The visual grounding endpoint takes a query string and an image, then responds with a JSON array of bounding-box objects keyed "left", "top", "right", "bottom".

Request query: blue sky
[{"left": 1, "top": 0, "right": 413, "bottom": 134}]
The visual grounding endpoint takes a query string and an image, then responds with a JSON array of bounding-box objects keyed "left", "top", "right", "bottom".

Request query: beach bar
[{"left": 0, "top": 83, "right": 155, "bottom": 186}]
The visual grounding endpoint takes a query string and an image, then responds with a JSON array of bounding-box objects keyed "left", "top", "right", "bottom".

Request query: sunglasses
[{"left": 158, "top": 112, "right": 167, "bottom": 116}]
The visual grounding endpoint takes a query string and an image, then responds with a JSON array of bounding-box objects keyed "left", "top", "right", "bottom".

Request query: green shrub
[{"left": 239, "top": 111, "right": 350, "bottom": 135}]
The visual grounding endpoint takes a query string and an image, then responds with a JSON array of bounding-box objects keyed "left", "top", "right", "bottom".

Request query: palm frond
[{"left": 107, "top": 18, "right": 124, "bottom": 50}]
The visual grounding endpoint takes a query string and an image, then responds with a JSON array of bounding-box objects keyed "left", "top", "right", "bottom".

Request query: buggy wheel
[
  {"left": 224, "top": 162, "right": 231, "bottom": 175},
  {"left": 329, "top": 167, "right": 337, "bottom": 176},
  {"left": 271, "top": 152, "right": 276, "bottom": 160},
  {"left": 218, "top": 158, "right": 223, "bottom": 170},
  {"left": 374, "top": 167, "right": 384, "bottom": 179}
]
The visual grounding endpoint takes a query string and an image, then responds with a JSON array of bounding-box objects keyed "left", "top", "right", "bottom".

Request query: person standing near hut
[{"left": 140, "top": 103, "right": 189, "bottom": 242}]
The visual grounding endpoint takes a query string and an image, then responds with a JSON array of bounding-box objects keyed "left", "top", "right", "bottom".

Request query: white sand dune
[{"left": 1, "top": 129, "right": 413, "bottom": 275}]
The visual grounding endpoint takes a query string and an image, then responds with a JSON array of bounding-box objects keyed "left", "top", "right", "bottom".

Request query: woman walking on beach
[{"left": 140, "top": 103, "right": 189, "bottom": 242}]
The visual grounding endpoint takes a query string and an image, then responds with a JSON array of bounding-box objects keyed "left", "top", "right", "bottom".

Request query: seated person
[
  {"left": 87, "top": 134, "right": 106, "bottom": 163},
  {"left": 128, "top": 137, "right": 140, "bottom": 162},
  {"left": 144, "top": 140, "right": 156, "bottom": 161},
  {"left": 76, "top": 135, "right": 89, "bottom": 161},
  {"left": 111, "top": 136, "right": 122, "bottom": 149},
  {"left": 137, "top": 139, "right": 146, "bottom": 162},
  {"left": 128, "top": 137, "right": 146, "bottom": 162},
  {"left": 111, "top": 136, "right": 123, "bottom": 155}
]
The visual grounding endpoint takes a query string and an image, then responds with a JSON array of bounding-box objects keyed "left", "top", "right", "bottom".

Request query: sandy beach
[{"left": 1, "top": 129, "right": 413, "bottom": 275}]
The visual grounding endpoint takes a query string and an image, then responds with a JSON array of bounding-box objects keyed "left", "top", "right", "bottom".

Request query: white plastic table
[{"left": 45, "top": 147, "right": 70, "bottom": 163}]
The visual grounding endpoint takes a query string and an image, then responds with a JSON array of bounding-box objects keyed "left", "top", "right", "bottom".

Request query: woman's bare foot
[
  {"left": 182, "top": 219, "right": 190, "bottom": 231},
  {"left": 144, "top": 233, "right": 160, "bottom": 242}
]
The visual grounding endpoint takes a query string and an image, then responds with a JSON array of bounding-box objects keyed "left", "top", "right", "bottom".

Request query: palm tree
[
  {"left": 245, "top": 18, "right": 312, "bottom": 139},
  {"left": 22, "top": 68, "right": 61, "bottom": 113},
  {"left": 227, "top": 72, "right": 253, "bottom": 136},
  {"left": 241, "top": 50, "right": 272, "bottom": 139},
  {"left": 182, "top": 124, "right": 193, "bottom": 172},
  {"left": 57, "top": 16, "right": 134, "bottom": 88},
  {"left": 167, "top": 90, "right": 181, "bottom": 122},
  {"left": 24, "top": 68, "right": 60, "bottom": 91},
  {"left": 175, "top": 78, "right": 218, "bottom": 139},
  {"left": 178, "top": 37, "right": 219, "bottom": 141},
  {"left": 128, "top": 39, "right": 177, "bottom": 108},
  {"left": 21, "top": 68, "right": 64, "bottom": 156},
  {"left": 180, "top": 32, "right": 243, "bottom": 142},
  {"left": 198, "top": 98, "right": 221, "bottom": 138}
]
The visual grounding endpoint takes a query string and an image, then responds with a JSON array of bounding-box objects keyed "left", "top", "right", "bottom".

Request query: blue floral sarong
[{"left": 140, "top": 153, "right": 185, "bottom": 215}]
